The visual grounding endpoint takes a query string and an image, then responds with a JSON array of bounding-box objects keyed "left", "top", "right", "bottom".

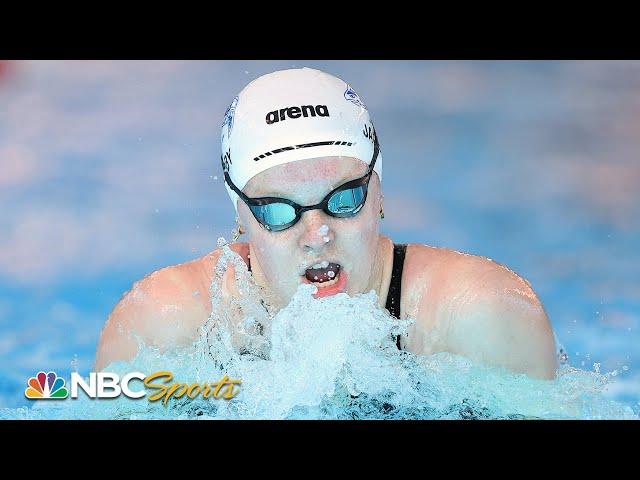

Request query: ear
[{"left": 235, "top": 205, "right": 250, "bottom": 231}]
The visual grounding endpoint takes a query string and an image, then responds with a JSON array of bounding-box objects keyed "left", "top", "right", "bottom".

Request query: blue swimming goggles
[{"left": 224, "top": 133, "right": 380, "bottom": 232}]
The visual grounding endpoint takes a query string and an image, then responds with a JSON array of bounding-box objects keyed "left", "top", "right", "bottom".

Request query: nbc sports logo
[
  {"left": 25, "top": 371, "right": 69, "bottom": 399},
  {"left": 22, "top": 369, "right": 241, "bottom": 404}
]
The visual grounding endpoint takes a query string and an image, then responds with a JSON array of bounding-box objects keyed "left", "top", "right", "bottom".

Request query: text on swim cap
[
  {"left": 363, "top": 123, "right": 377, "bottom": 143},
  {"left": 266, "top": 105, "right": 330, "bottom": 125}
]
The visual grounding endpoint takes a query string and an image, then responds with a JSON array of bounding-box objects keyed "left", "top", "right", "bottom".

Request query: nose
[{"left": 297, "top": 210, "right": 335, "bottom": 253}]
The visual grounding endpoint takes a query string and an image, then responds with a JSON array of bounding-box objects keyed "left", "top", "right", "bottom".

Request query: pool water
[{"left": 2, "top": 243, "right": 635, "bottom": 420}]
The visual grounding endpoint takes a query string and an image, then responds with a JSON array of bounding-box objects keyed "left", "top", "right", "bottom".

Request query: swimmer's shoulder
[
  {"left": 95, "top": 242, "right": 251, "bottom": 370},
  {"left": 403, "top": 243, "right": 540, "bottom": 307},
  {"left": 126, "top": 241, "right": 251, "bottom": 312},
  {"left": 402, "top": 244, "right": 557, "bottom": 378},
  {"left": 401, "top": 244, "right": 473, "bottom": 318}
]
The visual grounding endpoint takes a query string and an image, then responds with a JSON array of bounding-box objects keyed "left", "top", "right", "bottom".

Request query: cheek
[
  {"left": 250, "top": 231, "right": 292, "bottom": 270},
  {"left": 347, "top": 195, "right": 380, "bottom": 247},
  {"left": 339, "top": 218, "right": 377, "bottom": 252},
  {"left": 239, "top": 207, "right": 292, "bottom": 273},
  {"left": 247, "top": 228, "right": 301, "bottom": 301},
  {"left": 336, "top": 206, "right": 380, "bottom": 287}
]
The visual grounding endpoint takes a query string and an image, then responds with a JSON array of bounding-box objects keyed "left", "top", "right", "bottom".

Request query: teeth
[
  {"left": 309, "top": 260, "right": 336, "bottom": 270},
  {"left": 303, "top": 261, "right": 342, "bottom": 281},
  {"left": 313, "top": 275, "right": 339, "bottom": 287}
]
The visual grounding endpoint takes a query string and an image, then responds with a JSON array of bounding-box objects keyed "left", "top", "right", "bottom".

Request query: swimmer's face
[{"left": 239, "top": 156, "right": 382, "bottom": 308}]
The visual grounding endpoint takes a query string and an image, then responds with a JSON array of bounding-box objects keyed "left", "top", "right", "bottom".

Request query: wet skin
[{"left": 95, "top": 157, "right": 558, "bottom": 379}]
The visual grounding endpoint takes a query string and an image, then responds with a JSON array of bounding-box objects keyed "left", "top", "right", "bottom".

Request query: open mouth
[
  {"left": 304, "top": 261, "right": 341, "bottom": 287},
  {"left": 301, "top": 261, "right": 347, "bottom": 297}
]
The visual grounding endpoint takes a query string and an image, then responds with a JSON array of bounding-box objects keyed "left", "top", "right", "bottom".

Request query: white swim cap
[{"left": 220, "top": 67, "right": 383, "bottom": 212}]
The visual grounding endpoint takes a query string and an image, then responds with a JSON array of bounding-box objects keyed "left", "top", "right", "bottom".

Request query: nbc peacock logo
[{"left": 25, "top": 371, "right": 69, "bottom": 400}]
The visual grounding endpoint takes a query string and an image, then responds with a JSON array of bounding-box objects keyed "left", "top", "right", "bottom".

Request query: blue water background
[{"left": 0, "top": 61, "right": 638, "bottom": 411}]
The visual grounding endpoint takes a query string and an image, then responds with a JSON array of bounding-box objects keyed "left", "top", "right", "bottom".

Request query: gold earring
[{"left": 232, "top": 217, "right": 245, "bottom": 242}]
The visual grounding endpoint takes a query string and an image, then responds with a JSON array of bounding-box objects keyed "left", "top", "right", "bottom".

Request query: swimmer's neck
[{"left": 368, "top": 235, "right": 395, "bottom": 308}]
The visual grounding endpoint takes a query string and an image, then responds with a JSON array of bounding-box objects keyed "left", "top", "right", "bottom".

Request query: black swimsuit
[{"left": 246, "top": 243, "right": 407, "bottom": 348}]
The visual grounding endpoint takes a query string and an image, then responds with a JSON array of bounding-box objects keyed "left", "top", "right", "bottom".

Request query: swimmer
[{"left": 95, "top": 68, "right": 558, "bottom": 379}]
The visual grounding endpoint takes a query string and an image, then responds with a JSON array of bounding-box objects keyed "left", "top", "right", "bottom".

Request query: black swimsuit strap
[
  {"left": 385, "top": 243, "right": 407, "bottom": 318},
  {"left": 385, "top": 243, "right": 407, "bottom": 349}
]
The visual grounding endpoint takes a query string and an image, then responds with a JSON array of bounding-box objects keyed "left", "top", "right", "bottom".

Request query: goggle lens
[
  {"left": 327, "top": 185, "right": 368, "bottom": 216},
  {"left": 249, "top": 202, "right": 297, "bottom": 231}
]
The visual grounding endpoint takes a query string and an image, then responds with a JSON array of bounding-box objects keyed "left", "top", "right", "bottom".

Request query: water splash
[{"left": 3, "top": 243, "right": 636, "bottom": 420}]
